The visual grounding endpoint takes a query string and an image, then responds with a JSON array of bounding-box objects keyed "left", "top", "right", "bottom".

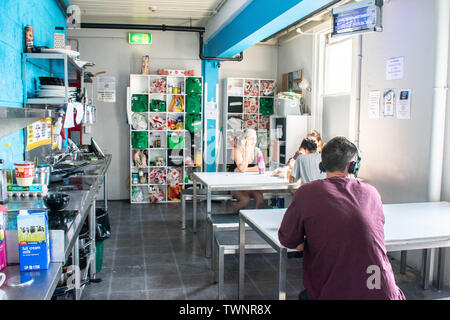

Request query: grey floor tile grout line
[
  {"left": 162, "top": 207, "right": 188, "bottom": 300},
  {"left": 141, "top": 210, "right": 149, "bottom": 299},
  {"left": 106, "top": 210, "right": 120, "bottom": 300}
]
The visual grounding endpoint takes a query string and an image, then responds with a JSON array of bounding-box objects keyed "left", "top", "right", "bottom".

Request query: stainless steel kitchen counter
[{"left": 0, "top": 154, "right": 111, "bottom": 300}]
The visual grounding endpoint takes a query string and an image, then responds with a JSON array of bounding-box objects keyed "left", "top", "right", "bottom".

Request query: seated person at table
[
  {"left": 230, "top": 129, "right": 264, "bottom": 214},
  {"left": 307, "top": 129, "right": 325, "bottom": 153},
  {"left": 289, "top": 138, "right": 325, "bottom": 189},
  {"left": 278, "top": 137, "right": 405, "bottom": 300},
  {"left": 286, "top": 129, "right": 325, "bottom": 170}
]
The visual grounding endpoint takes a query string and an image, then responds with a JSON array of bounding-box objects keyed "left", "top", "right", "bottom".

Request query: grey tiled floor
[{"left": 80, "top": 200, "right": 450, "bottom": 300}]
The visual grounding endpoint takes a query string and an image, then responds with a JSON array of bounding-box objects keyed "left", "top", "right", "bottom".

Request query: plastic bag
[
  {"left": 185, "top": 114, "right": 202, "bottom": 133},
  {"left": 95, "top": 208, "right": 111, "bottom": 241},
  {"left": 169, "top": 96, "right": 184, "bottom": 112},
  {"left": 150, "top": 169, "right": 166, "bottom": 184},
  {"left": 131, "top": 113, "right": 147, "bottom": 130},
  {"left": 260, "top": 97, "right": 274, "bottom": 115},
  {"left": 185, "top": 77, "right": 202, "bottom": 96},
  {"left": 168, "top": 185, "right": 181, "bottom": 201},
  {"left": 150, "top": 99, "right": 166, "bottom": 112},
  {"left": 168, "top": 132, "right": 184, "bottom": 149},
  {"left": 185, "top": 95, "right": 201, "bottom": 114},
  {"left": 131, "top": 131, "right": 148, "bottom": 149},
  {"left": 149, "top": 187, "right": 165, "bottom": 203},
  {"left": 132, "top": 187, "right": 144, "bottom": 202},
  {"left": 167, "top": 168, "right": 182, "bottom": 186},
  {"left": 131, "top": 94, "right": 148, "bottom": 112}
]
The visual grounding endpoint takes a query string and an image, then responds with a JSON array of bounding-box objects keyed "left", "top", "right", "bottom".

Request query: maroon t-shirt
[{"left": 278, "top": 177, "right": 405, "bottom": 300}]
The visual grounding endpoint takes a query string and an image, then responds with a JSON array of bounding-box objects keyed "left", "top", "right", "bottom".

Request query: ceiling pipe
[
  {"left": 80, "top": 23, "right": 243, "bottom": 62},
  {"left": 80, "top": 22, "right": 205, "bottom": 33}
]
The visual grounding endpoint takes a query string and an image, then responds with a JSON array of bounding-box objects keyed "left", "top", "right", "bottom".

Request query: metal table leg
[
  {"left": 422, "top": 248, "right": 434, "bottom": 289},
  {"left": 193, "top": 177, "right": 197, "bottom": 233},
  {"left": 207, "top": 187, "right": 212, "bottom": 213},
  {"left": 103, "top": 174, "right": 108, "bottom": 211},
  {"left": 400, "top": 250, "right": 407, "bottom": 274},
  {"left": 218, "top": 245, "right": 225, "bottom": 300},
  {"left": 89, "top": 202, "right": 97, "bottom": 280},
  {"left": 437, "top": 247, "right": 446, "bottom": 290},
  {"left": 205, "top": 187, "right": 212, "bottom": 258},
  {"left": 72, "top": 236, "right": 80, "bottom": 300},
  {"left": 238, "top": 217, "right": 245, "bottom": 300},
  {"left": 278, "top": 248, "right": 287, "bottom": 300},
  {"left": 181, "top": 194, "right": 186, "bottom": 230}
]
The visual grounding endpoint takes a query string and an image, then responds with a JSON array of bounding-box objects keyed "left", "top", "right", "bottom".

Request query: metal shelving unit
[
  {"left": 22, "top": 52, "right": 86, "bottom": 107},
  {"left": 0, "top": 106, "right": 53, "bottom": 138},
  {"left": 128, "top": 74, "right": 203, "bottom": 203}
]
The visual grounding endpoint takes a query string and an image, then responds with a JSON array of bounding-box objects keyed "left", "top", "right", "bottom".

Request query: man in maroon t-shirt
[{"left": 278, "top": 137, "right": 405, "bottom": 300}]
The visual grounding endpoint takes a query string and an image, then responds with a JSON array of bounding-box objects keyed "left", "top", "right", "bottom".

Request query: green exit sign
[{"left": 128, "top": 33, "right": 152, "bottom": 44}]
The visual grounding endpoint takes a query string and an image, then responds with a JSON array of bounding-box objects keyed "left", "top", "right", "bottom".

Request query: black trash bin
[{"left": 95, "top": 208, "right": 111, "bottom": 273}]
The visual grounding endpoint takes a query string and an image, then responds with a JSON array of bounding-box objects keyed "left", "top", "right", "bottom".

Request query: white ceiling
[{"left": 69, "top": 0, "right": 227, "bottom": 27}]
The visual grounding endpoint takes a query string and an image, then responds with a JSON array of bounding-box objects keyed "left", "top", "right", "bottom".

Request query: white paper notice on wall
[
  {"left": 383, "top": 89, "right": 395, "bottom": 117},
  {"left": 396, "top": 89, "right": 411, "bottom": 119},
  {"left": 97, "top": 76, "right": 116, "bottom": 102},
  {"left": 386, "top": 57, "right": 404, "bottom": 80},
  {"left": 368, "top": 91, "right": 380, "bottom": 118}
]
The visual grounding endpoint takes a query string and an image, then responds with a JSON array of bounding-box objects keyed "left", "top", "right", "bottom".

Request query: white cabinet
[{"left": 269, "top": 115, "right": 309, "bottom": 167}]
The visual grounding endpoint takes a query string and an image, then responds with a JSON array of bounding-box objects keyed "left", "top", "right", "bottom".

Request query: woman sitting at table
[
  {"left": 286, "top": 129, "right": 326, "bottom": 170},
  {"left": 307, "top": 129, "right": 325, "bottom": 153},
  {"left": 289, "top": 138, "right": 325, "bottom": 193},
  {"left": 230, "top": 128, "right": 265, "bottom": 214}
]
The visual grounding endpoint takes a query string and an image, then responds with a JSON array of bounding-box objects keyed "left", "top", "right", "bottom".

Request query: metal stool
[
  {"left": 213, "top": 229, "right": 276, "bottom": 300},
  {"left": 181, "top": 189, "right": 233, "bottom": 231}
]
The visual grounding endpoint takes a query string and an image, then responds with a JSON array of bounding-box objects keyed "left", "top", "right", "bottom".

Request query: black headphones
[{"left": 319, "top": 142, "right": 362, "bottom": 177}]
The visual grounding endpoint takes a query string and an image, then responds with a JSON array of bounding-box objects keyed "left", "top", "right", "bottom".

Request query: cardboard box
[
  {"left": 17, "top": 210, "right": 51, "bottom": 271},
  {"left": 0, "top": 212, "right": 6, "bottom": 271}
]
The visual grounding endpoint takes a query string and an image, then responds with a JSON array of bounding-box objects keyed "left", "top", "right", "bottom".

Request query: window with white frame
[{"left": 324, "top": 37, "right": 352, "bottom": 95}]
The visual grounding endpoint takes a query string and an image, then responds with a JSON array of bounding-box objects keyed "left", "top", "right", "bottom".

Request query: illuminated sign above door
[{"left": 128, "top": 33, "right": 152, "bottom": 44}]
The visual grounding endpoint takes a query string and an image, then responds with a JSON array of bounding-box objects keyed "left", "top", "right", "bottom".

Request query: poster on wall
[
  {"left": 97, "top": 76, "right": 116, "bottom": 102},
  {"left": 396, "top": 89, "right": 411, "bottom": 119},
  {"left": 368, "top": 91, "right": 380, "bottom": 119},
  {"left": 383, "top": 89, "right": 395, "bottom": 117},
  {"left": 386, "top": 57, "right": 404, "bottom": 80},
  {"left": 26, "top": 118, "right": 52, "bottom": 151}
]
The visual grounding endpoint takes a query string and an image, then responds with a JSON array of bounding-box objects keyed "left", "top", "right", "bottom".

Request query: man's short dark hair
[
  {"left": 300, "top": 138, "right": 317, "bottom": 152},
  {"left": 321, "top": 137, "right": 357, "bottom": 172}
]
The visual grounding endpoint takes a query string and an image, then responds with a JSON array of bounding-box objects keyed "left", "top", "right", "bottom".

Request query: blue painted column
[{"left": 202, "top": 60, "right": 220, "bottom": 172}]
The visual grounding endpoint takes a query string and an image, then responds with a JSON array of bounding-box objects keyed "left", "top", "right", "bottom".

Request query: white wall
[
  {"left": 277, "top": 34, "right": 313, "bottom": 108},
  {"left": 68, "top": 29, "right": 279, "bottom": 200},
  {"left": 359, "top": 0, "right": 436, "bottom": 203},
  {"left": 220, "top": 44, "right": 278, "bottom": 82}
]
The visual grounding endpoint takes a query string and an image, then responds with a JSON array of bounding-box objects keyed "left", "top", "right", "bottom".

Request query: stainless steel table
[
  {"left": 192, "top": 171, "right": 295, "bottom": 236},
  {"left": 238, "top": 202, "right": 450, "bottom": 300},
  {"left": 1, "top": 154, "right": 111, "bottom": 300},
  {"left": 0, "top": 263, "right": 62, "bottom": 300}
]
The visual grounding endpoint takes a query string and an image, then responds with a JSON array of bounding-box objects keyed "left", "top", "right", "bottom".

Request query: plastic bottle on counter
[
  {"left": 0, "top": 159, "right": 8, "bottom": 204},
  {"left": 257, "top": 149, "right": 265, "bottom": 174}
]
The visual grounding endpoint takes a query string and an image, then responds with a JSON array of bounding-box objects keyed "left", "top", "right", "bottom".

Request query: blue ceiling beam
[{"left": 205, "top": 0, "right": 337, "bottom": 58}]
